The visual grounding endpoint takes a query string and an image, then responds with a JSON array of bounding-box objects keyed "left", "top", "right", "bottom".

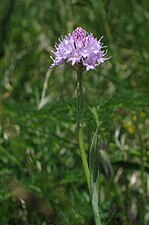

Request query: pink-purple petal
[{"left": 50, "top": 27, "right": 110, "bottom": 71}]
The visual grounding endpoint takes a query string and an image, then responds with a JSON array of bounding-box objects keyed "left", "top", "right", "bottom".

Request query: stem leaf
[{"left": 89, "top": 127, "right": 99, "bottom": 184}]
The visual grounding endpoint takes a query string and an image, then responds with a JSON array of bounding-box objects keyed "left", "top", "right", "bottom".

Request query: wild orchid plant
[{"left": 50, "top": 27, "right": 110, "bottom": 225}]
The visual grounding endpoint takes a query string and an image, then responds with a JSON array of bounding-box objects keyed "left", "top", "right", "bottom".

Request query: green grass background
[{"left": 0, "top": 0, "right": 149, "bottom": 224}]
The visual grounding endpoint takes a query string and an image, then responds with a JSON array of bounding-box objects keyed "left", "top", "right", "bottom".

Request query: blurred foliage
[{"left": 0, "top": 0, "right": 149, "bottom": 224}]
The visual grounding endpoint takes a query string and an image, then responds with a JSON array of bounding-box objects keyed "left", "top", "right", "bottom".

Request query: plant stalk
[
  {"left": 77, "top": 69, "right": 102, "bottom": 225},
  {"left": 77, "top": 69, "right": 90, "bottom": 192}
]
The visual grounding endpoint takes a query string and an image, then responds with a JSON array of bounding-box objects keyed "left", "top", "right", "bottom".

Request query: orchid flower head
[{"left": 50, "top": 27, "right": 110, "bottom": 71}]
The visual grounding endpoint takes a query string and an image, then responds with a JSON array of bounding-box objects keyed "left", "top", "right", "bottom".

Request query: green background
[{"left": 0, "top": 0, "right": 149, "bottom": 224}]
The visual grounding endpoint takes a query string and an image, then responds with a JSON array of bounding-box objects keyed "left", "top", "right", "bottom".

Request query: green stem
[
  {"left": 77, "top": 69, "right": 102, "bottom": 225},
  {"left": 77, "top": 69, "right": 90, "bottom": 192},
  {"left": 78, "top": 127, "right": 90, "bottom": 192}
]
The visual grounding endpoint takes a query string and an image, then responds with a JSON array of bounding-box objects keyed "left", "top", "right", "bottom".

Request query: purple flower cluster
[{"left": 50, "top": 27, "right": 110, "bottom": 71}]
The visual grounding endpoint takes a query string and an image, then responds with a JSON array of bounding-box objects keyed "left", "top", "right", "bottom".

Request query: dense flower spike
[{"left": 50, "top": 27, "right": 110, "bottom": 71}]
